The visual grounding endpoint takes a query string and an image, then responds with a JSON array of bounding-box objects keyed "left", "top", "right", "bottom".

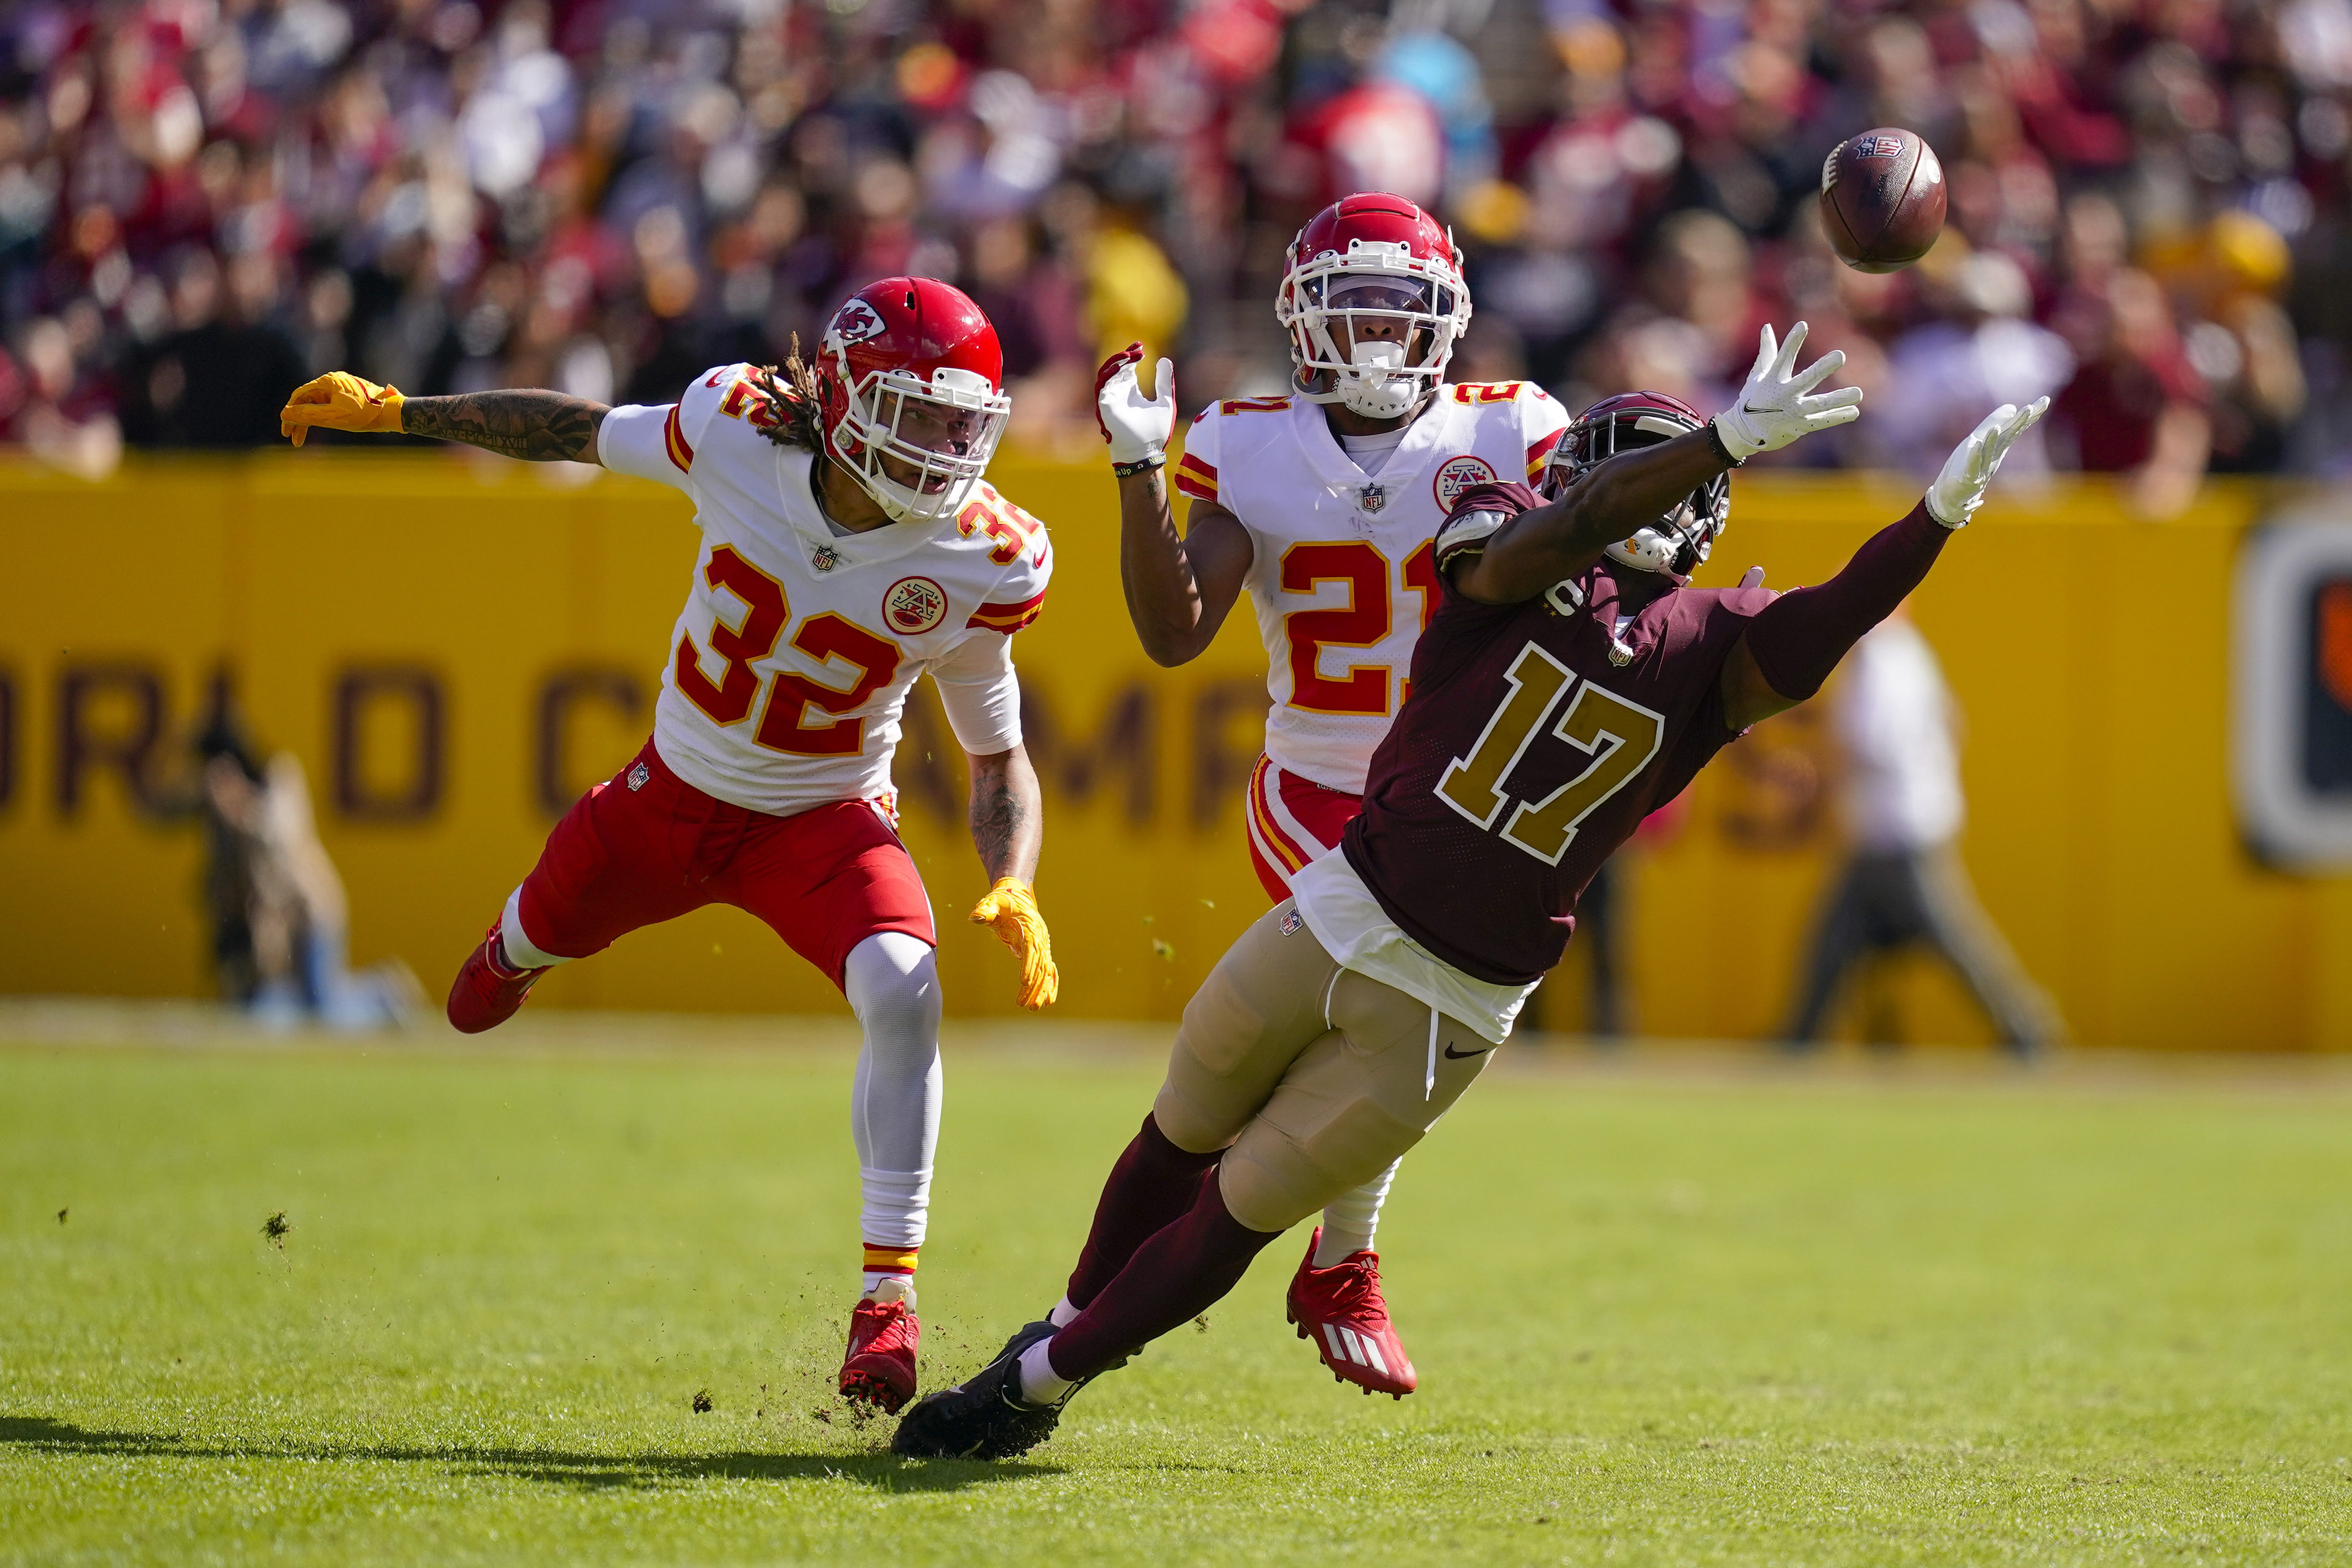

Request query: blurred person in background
[
  {"left": 1874, "top": 247, "right": 2071, "bottom": 480},
  {"left": 1779, "top": 607, "right": 2062, "bottom": 1058},
  {"left": 1, "top": 0, "right": 2347, "bottom": 483},
  {"left": 174, "top": 705, "right": 421, "bottom": 1030},
  {"left": 0, "top": 311, "right": 121, "bottom": 477}
]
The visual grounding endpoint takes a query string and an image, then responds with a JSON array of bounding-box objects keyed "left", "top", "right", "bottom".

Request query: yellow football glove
[
  {"left": 280, "top": 372, "right": 405, "bottom": 446},
  {"left": 969, "top": 876, "right": 1058, "bottom": 1011}
]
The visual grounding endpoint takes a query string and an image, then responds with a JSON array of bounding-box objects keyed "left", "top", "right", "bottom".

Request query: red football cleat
[
  {"left": 840, "top": 1295, "right": 920, "bottom": 1412},
  {"left": 445, "top": 921, "right": 545, "bottom": 1034},
  {"left": 1286, "top": 1227, "right": 1417, "bottom": 1398}
]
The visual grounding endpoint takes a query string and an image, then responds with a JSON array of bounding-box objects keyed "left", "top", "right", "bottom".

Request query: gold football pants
[{"left": 1152, "top": 901, "right": 1498, "bottom": 1234}]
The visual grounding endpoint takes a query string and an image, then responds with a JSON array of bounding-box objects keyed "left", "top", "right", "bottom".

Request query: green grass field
[{"left": 3, "top": 1018, "right": 2348, "bottom": 1567}]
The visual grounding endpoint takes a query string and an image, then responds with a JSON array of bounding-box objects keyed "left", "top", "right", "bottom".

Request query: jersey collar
[
  {"left": 778, "top": 449, "right": 952, "bottom": 571},
  {"left": 1286, "top": 390, "right": 1470, "bottom": 512}
]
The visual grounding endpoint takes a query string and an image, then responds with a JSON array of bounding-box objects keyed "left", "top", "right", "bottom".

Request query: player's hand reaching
[
  {"left": 1096, "top": 343, "right": 1175, "bottom": 468},
  {"left": 969, "top": 877, "right": 1059, "bottom": 1010},
  {"left": 1925, "top": 397, "right": 2049, "bottom": 528},
  {"left": 280, "top": 372, "right": 405, "bottom": 446},
  {"left": 1710, "top": 322, "right": 1863, "bottom": 462}
]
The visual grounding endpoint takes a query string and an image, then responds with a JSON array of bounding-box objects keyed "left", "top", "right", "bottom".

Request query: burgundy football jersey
[{"left": 1343, "top": 563, "right": 1775, "bottom": 985}]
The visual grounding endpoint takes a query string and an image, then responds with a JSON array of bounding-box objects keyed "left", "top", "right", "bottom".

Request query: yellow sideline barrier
[{"left": 0, "top": 452, "right": 2344, "bottom": 1052}]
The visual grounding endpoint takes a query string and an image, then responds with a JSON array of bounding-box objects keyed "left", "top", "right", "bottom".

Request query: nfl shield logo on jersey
[
  {"left": 1280, "top": 908, "right": 1304, "bottom": 935},
  {"left": 883, "top": 576, "right": 948, "bottom": 635},
  {"left": 627, "top": 760, "right": 650, "bottom": 792},
  {"left": 1359, "top": 482, "right": 1386, "bottom": 514},
  {"left": 1433, "top": 455, "right": 1499, "bottom": 511}
]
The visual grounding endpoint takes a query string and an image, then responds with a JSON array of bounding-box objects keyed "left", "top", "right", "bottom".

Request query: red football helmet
[
  {"left": 1546, "top": 391, "right": 1732, "bottom": 576},
  {"left": 816, "top": 277, "right": 1012, "bottom": 524},
  {"left": 1275, "top": 193, "right": 1471, "bottom": 420}
]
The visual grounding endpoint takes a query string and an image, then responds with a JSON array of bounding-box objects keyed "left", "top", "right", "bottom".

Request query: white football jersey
[
  {"left": 600, "top": 363, "right": 1051, "bottom": 818},
  {"left": 1174, "top": 382, "right": 1568, "bottom": 794}
]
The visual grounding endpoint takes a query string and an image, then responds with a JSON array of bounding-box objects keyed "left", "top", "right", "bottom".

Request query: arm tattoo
[
  {"left": 400, "top": 390, "right": 608, "bottom": 462},
  {"left": 969, "top": 766, "right": 1030, "bottom": 875}
]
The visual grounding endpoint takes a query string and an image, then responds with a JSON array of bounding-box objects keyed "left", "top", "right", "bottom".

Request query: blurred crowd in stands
[{"left": 2, "top": 0, "right": 2347, "bottom": 508}]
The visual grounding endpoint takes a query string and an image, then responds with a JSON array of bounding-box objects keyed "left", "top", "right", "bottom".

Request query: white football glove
[
  {"left": 1095, "top": 343, "right": 1175, "bottom": 466},
  {"left": 1710, "top": 321, "right": 1864, "bottom": 461},
  {"left": 1925, "top": 397, "right": 2049, "bottom": 528}
]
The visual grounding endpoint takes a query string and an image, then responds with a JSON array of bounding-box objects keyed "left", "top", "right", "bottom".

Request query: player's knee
[
  {"left": 844, "top": 932, "right": 941, "bottom": 1041},
  {"left": 1151, "top": 1077, "right": 1244, "bottom": 1156},
  {"left": 1216, "top": 1131, "right": 1342, "bottom": 1234}
]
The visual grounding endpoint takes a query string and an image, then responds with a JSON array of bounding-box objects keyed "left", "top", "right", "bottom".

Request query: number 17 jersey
[
  {"left": 1343, "top": 559, "right": 1776, "bottom": 987},
  {"left": 1175, "top": 383, "right": 1567, "bottom": 795}
]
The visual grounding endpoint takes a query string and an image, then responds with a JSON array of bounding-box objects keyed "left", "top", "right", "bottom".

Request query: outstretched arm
[
  {"left": 401, "top": 390, "right": 607, "bottom": 463},
  {"left": 1720, "top": 399, "right": 2048, "bottom": 731},
  {"left": 1097, "top": 345, "right": 1254, "bottom": 666},
  {"left": 1449, "top": 429, "right": 1733, "bottom": 603},
  {"left": 280, "top": 372, "right": 608, "bottom": 463},
  {"left": 1453, "top": 322, "right": 1864, "bottom": 605}
]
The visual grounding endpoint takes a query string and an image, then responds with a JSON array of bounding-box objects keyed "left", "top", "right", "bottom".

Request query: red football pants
[
  {"left": 512, "top": 738, "right": 936, "bottom": 988},
  {"left": 1242, "top": 754, "right": 1364, "bottom": 903}
]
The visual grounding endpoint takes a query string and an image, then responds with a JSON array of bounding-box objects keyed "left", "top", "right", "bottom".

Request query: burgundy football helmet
[
  {"left": 1546, "top": 391, "right": 1732, "bottom": 576},
  {"left": 1276, "top": 193, "right": 1471, "bottom": 420},
  {"left": 817, "top": 277, "right": 1011, "bottom": 524}
]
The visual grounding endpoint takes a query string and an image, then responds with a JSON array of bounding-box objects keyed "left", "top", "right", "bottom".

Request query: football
[{"left": 1820, "top": 127, "right": 1947, "bottom": 273}]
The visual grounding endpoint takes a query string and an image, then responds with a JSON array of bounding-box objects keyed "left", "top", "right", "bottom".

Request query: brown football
[{"left": 1820, "top": 127, "right": 1947, "bottom": 273}]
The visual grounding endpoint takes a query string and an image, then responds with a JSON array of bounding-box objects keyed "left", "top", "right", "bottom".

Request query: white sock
[
  {"left": 844, "top": 933, "right": 942, "bottom": 1292},
  {"left": 1017, "top": 1338, "right": 1073, "bottom": 1405},
  {"left": 862, "top": 1273, "right": 915, "bottom": 1307},
  {"left": 498, "top": 887, "right": 568, "bottom": 969},
  {"left": 1047, "top": 1295, "right": 1079, "bottom": 1328},
  {"left": 1317, "top": 1159, "right": 1399, "bottom": 1266}
]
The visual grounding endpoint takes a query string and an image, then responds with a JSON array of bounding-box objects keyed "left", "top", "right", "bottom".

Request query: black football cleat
[{"left": 891, "top": 1322, "right": 1064, "bottom": 1460}]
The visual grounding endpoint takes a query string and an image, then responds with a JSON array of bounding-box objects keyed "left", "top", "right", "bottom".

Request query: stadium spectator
[
  {"left": 1779, "top": 610, "right": 2062, "bottom": 1057},
  {"left": 0, "top": 0, "right": 2345, "bottom": 495}
]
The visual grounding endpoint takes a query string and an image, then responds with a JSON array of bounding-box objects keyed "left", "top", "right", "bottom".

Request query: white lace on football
[
  {"left": 830, "top": 365, "right": 1011, "bottom": 524},
  {"left": 1279, "top": 239, "right": 1470, "bottom": 420}
]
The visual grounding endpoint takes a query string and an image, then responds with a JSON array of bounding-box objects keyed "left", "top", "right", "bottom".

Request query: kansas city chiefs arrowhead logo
[{"left": 830, "top": 299, "right": 886, "bottom": 346}]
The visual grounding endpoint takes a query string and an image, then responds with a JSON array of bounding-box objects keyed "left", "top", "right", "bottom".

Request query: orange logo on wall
[{"left": 2318, "top": 581, "right": 2352, "bottom": 711}]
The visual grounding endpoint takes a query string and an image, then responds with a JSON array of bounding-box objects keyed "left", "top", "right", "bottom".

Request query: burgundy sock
[
  {"left": 1047, "top": 1173, "right": 1281, "bottom": 1382},
  {"left": 1064, "top": 1115, "right": 1221, "bottom": 1311}
]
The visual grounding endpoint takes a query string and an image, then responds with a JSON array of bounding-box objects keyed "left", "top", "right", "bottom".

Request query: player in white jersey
[
  {"left": 278, "top": 277, "right": 1059, "bottom": 1417},
  {"left": 1077, "top": 193, "right": 1568, "bottom": 1397}
]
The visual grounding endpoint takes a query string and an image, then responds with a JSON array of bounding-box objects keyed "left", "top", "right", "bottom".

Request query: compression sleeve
[
  {"left": 1743, "top": 501, "right": 1950, "bottom": 702},
  {"left": 930, "top": 633, "right": 1024, "bottom": 756}
]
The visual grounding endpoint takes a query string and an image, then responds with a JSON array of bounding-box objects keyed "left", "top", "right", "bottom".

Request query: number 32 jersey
[
  {"left": 1343, "top": 562, "right": 1776, "bottom": 988},
  {"left": 1174, "top": 383, "right": 1568, "bottom": 795},
  {"left": 599, "top": 363, "right": 1051, "bottom": 818}
]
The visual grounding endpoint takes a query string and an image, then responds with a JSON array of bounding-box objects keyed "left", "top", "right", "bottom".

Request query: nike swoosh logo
[{"left": 1442, "top": 1043, "right": 1495, "bottom": 1059}]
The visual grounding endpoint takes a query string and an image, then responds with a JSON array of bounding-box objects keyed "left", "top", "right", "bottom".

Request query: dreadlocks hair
[{"left": 746, "top": 334, "right": 825, "bottom": 452}]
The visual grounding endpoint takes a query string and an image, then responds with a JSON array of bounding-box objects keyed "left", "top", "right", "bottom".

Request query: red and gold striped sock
[{"left": 861, "top": 1243, "right": 918, "bottom": 1301}]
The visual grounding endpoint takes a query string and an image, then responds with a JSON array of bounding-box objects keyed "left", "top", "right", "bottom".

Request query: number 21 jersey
[{"left": 1175, "top": 383, "right": 1567, "bottom": 795}]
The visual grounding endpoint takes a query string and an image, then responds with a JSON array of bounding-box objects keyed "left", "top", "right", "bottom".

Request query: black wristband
[
  {"left": 1112, "top": 453, "right": 1165, "bottom": 478},
  {"left": 1705, "top": 418, "right": 1745, "bottom": 468}
]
